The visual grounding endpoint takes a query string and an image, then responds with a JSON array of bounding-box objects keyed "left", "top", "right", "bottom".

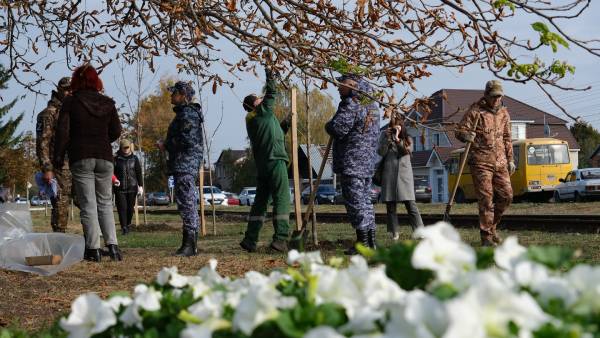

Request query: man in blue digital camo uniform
[
  {"left": 326, "top": 74, "right": 380, "bottom": 255},
  {"left": 240, "top": 68, "right": 292, "bottom": 253},
  {"left": 160, "top": 81, "right": 204, "bottom": 257}
]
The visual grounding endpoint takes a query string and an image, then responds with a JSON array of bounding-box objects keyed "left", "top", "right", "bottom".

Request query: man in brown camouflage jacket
[
  {"left": 36, "top": 77, "right": 72, "bottom": 232},
  {"left": 455, "top": 80, "right": 516, "bottom": 246}
]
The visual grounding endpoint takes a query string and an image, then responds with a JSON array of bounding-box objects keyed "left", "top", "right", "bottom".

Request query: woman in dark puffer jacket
[
  {"left": 113, "top": 138, "right": 143, "bottom": 235},
  {"left": 54, "top": 64, "right": 122, "bottom": 262}
]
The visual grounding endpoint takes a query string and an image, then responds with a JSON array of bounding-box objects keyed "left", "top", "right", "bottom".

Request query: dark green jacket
[{"left": 245, "top": 72, "right": 289, "bottom": 171}]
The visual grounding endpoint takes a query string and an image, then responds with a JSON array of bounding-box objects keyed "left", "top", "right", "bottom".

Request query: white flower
[
  {"left": 313, "top": 265, "right": 361, "bottom": 317},
  {"left": 382, "top": 290, "right": 447, "bottom": 338},
  {"left": 532, "top": 276, "right": 577, "bottom": 307},
  {"left": 495, "top": 236, "right": 528, "bottom": 270},
  {"left": 180, "top": 325, "right": 213, "bottom": 338},
  {"left": 513, "top": 261, "right": 549, "bottom": 287},
  {"left": 566, "top": 265, "right": 600, "bottom": 314},
  {"left": 187, "top": 292, "right": 226, "bottom": 322},
  {"left": 106, "top": 295, "right": 132, "bottom": 312},
  {"left": 443, "top": 272, "right": 548, "bottom": 338},
  {"left": 361, "top": 265, "right": 406, "bottom": 309},
  {"left": 339, "top": 306, "right": 384, "bottom": 334},
  {"left": 232, "top": 284, "right": 296, "bottom": 335},
  {"left": 304, "top": 326, "right": 346, "bottom": 338},
  {"left": 187, "top": 276, "right": 211, "bottom": 299},
  {"left": 412, "top": 222, "right": 476, "bottom": 283},
  {"left": 60, "top": 293, "right": 116, "bottom": 338},
  {"left": 180, "top": 318, "right": 231, "bottom": 338},
  {"left": 287, "top": 249, "right": 324, "bottom": 267},
  {"left": 120, "top": 285, "right": 162, "bottom": 329},
  {"left": 197, "top": 258, "right": 228, "bottom": 287},
  {"left": 156, "top": 266, "right": 189, "bottom": 288}
]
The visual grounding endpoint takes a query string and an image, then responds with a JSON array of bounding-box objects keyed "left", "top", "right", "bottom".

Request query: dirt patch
[
  {"left": 130, "top": 222, "right": 178, "bottom": 233},
  {"left": 0, "top": 247, "right": 288, "bottom": 331}
]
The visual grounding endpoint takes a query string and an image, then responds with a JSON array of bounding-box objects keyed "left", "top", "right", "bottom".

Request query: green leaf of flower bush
[
  {"left": 476, "top": 247, "right": 495, "bottom": 269},
  {"left": 527, "top": 246, "right": 575, "bottom": 270},
  {"left": 431, "top": 283, "right": 459, "bottom": 300},
  {"left": 370, "top": 241, "right": 434, "bottom": 290}
]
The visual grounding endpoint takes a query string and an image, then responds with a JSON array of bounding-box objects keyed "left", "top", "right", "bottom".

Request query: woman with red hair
[{"left": 54, "top": 64, "right": 123, "bottom": 262}]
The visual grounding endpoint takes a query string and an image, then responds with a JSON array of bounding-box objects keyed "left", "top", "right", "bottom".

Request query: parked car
[
  {"left": 147, "top": 192, "right": 170, "bottom": 206},
  {"left": 414, "top": 178, "right": 432, "bottom": 203},
  {"left": 30, "top": 196, "right": 51, "bottom": 206},
  {"left": 224, "top": 192, "right": 240, "bottom": 206},
  {"left": 554, "top": 168, "right": 600, "bottom": 202},
  {"left": 302, "top": 184, "right": 337, "bottom": 205},
  {"left": 239, "top": 187, "right": 257, "bottom": 206},
  {"left": 202, "top": 186, "right": 227, "bottom": 205},
  {"left": 14, "top": 197, "right": 28, "bottom": 204}
]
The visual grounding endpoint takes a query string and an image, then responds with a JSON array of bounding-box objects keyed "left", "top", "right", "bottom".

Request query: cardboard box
[{"left": 25, "top": 255, "right": 62, "bottom": 266}]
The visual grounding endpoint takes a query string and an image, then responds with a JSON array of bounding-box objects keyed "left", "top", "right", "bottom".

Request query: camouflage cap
[
  {"left": 168, "top": 81, "right": 195, "bottom": 101},
  {"left": 57, "top": 77, "right": 71, "bottom": 89},
  {"left": 485, "top": 80, "right": 504, "bottom": 97},
  {"left": 336, "top": 74, "right": 360, "bottom": 83}
]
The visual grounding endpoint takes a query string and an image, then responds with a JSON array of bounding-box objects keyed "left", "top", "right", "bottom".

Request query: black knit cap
[{"left": 243, "top": 94, "right": 258, "bottom": 112}]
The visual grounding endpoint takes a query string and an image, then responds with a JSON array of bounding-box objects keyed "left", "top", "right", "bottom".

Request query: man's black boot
[
  {"left": 367, "top": 227, "right": 377, "bottom": 249},
  {"left": 122, "top": 224, "right": 130, "bottom": 235},
  {"left": 270, "top": 239, "right": 288, "bottom": 252},
  {"left": 175, "top": 228, "right": 198, "bottom": 257},
  {"left": 107, "top": 244, "right": 123, "bottom": 261},
  {"left": 240, "top": 237, "right": 257, "bottom": 252},
  {"left": 84, "top": 248, "right": 101, "bottom": 262},
  {"left": 344, "top": 228, "right": 369, "bottom": 255}
]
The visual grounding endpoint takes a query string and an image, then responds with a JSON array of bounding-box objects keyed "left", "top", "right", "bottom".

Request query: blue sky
[{"left": 1, "top": 3, "right": 599, "bottom": 162}]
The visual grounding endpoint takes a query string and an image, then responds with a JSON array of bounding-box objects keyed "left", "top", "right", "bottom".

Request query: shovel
[
  {"left": 443, "top": 114, "right": 481, "bottom": 222},
  {"left": 289, "top": 137, "right": 333, "bottom": 250}
]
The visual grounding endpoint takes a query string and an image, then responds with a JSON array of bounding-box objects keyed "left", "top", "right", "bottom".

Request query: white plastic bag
[
  {"left": 0, "top": 203, "right": 32, "bottom": 245},
  {"left": 0, "top": 233, "right": 84, "bottom": 276},
  {"left": 0, "top": 203, "right": 85, "bottom": 275}
]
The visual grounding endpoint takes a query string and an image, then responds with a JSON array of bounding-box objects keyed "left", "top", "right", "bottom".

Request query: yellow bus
[{"left": 447, "top": 138, "right": 572, "bottom": 202}]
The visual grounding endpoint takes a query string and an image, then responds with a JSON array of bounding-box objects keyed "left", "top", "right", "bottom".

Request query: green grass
[
  {"left": 201, "top": 201, "right": 600, "bottom": 215},
  {"left": 4, "top": 208, "right": 600, "bottom": 334}
]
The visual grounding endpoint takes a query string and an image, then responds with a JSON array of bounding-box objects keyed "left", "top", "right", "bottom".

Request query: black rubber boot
[
  {"left": 240, "top": 238, "right": 257, "bottom": 252},
  {"left": 175, "top": 229, "right": 198, "bottom": 257},
  {"left": 367, "top": 228, "right": 377, "bottom": 249},
  {"left": 270, "top": 239, "right": 288, "bottom": 252},
  {"left": 344, "top": 228, "right": 369, "bottom": 255},
  {"left": 122, "top": 224, "right": 130, "bottom": 236},
  {"left": 84, "top": 249, "right": 101, "bottom": 262},
  {"left": 107, "top": 244, "right": 123, "bottom": 261}
]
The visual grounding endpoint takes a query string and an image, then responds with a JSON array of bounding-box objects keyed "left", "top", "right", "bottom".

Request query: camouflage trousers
[
  {"left": 174, "top": 174, "right": 199, "bottom": 231},
  {"left": 470, "top": 163, "right": 512, "bottom": 241},
  {"left": 52, "top": 168, "right": 72, "bottom": 232},
  {"left": 341, "top": 175, "right": 376, "bottom": 230}
]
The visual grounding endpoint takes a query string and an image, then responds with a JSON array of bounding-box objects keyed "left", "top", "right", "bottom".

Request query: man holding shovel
[
  {"left": 35, "top": 77, "right": 72, "bottom": 233},
  {"left": 239, "top": 67, "right": 292, "bottom": 253},
  {"left": 326, "top": 74, "right": 380, "bottom": 255},
  {"left": 454, "top": 80, "right": 515, "bottom": 247}
]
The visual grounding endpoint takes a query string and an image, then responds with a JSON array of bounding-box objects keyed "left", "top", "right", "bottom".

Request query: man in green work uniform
[{"left": 240, "top": 67, "right": 292, "bottom": 252}]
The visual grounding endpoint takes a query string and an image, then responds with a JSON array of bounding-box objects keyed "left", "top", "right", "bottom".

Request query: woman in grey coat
[{"left": 377, "top": 122, "right": 424, "bottom": 240}]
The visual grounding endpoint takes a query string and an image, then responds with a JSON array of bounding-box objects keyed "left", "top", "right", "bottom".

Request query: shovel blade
[{"left": 289, "top": 229, "right": 308, "bottom": 251}]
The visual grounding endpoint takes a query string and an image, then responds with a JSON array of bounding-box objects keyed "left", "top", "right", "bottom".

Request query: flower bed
[{"left": 57, "top": 222, "right": 599, "bottom": 338}]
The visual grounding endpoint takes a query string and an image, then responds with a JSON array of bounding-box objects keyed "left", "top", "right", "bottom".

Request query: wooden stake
[
  {"left": 290, "top": 88, "right": 303, "bottom": 231},
  {"left": 134, "top": 198, "right": 139, "bottom": 227},
  {"left": 304, "top": 79, "right": 318, "bottom": 245},
  {"left": 199, "top": 165, "right": 207, "bottom": 236}
]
